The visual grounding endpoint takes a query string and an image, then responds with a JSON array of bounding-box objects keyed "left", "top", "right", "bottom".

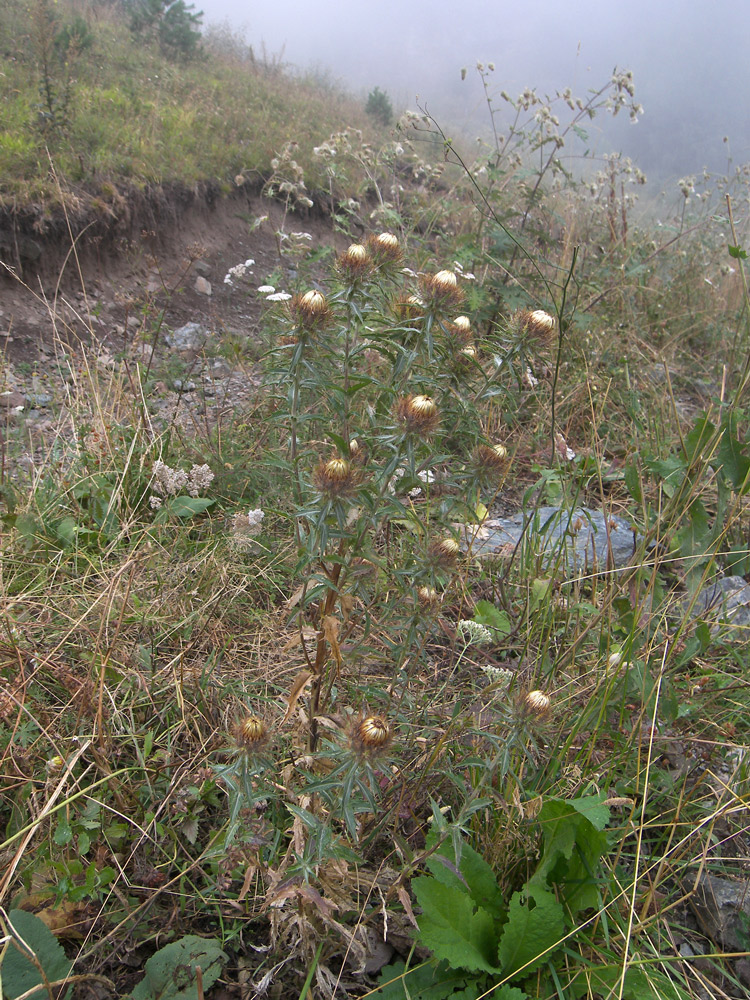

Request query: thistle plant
[{"left": 262, "top": 235, "right": 521, "bottom": 754}]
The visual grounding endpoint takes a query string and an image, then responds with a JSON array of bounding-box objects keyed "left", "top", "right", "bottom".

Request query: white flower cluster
[
  {"left": 151, "top": 460, "right": 215, "bottom": 498},
  {"left": 223, "top": 258, "right": 255, "bottom": 286},
  {"left": 247, "top": 508, "right": 265, "bottom": 533},
  {"left": 481, "top": 664, "right": 514, "bottom": 689},
  {"left": 457, "top": 620, "right": 494, "bottom": 645}
]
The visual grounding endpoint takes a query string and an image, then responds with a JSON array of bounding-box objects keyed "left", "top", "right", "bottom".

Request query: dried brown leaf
[{"left": 281, "top": 670, "right": 313, "bottom": 724}]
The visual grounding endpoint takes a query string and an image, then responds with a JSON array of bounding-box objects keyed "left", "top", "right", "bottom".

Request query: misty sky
[{"left": 200, "top": 0, "right": 750, "bottom": 185}]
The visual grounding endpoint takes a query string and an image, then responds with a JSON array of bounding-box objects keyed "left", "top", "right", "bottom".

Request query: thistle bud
[
  {"left": 522, "top": 690, "right": 551, "bottom": 717},
  {"left": 516, "top": 309, "right": 556, "bottom": 345},
  {"left": 367, "top": 232, "right": 403, "bottom": 264},
  {"left": 357, "top": 715, "right": 391, "bottom": 750},
  {"left": 235, "top": 715, "right": 268, "bottom": 750},
  {"left": 291, "top": 289, "right": 331, "bottom": 327},
  {"left": 421, "top": 269, "right": 463, "bottom": 307},
  {"left": 337, "top": 243, "right": 372, "bottom": 279},
  {"left": 313, "top": 456, "right": 360, "bottom": 498},
  {"left": 395, "top": 394, "right": 440, "bottom": 435},
  {"left": 473, "top": 443, "right": 510, "bottom": 477},
  {"left": 450, "top": 315, "right": 474, "bottom": 345},
  {"left": 395, "top": 294, "right": 425, "bottom": 321},
  {"left": 417, "top": 585, "right": 441, "bottom": 608},
  {"left": 429, "top": 536, "right": 461, "bottom": 567}
]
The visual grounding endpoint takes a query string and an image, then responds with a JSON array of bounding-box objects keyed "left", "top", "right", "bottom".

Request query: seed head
[
  {"left": 421, "top": 269, "right": 463, "bottom": 306},
  {"left": 449, "top": 315, "right": 474, "bottom": 345},
  {"left": 516, "top": 309, "right": 557, "bottom": 345},
  {"left": 395, "top": 394, "right": 440, "bottom": 435},
  {"left": 417, "top": 585, "right": 441, "bottom": 608},
  {"left": 291, "top": 289, "right": 332, "bottom": 327},
  {"left": 337, "top": 243, "right": 372, "bottom": 279},
  {"left": 473, "top": 443, "right": 510, "bottom": 476},
  {"left": 522, "top": 689, "right": 551, "bottom": 718},
  {"left": 314, "top": 456, "right": 361, "bottom": 498},
  {"left": 351, "top": 714, "right": 392, "bottom": 754},
  {"left": 429, "top": 536, "right": 461, "bottom": 567},
  {"left": 235, "top": 715, "right": 268, "bottom": 750},
  {"left": 393, "top": 294, "right": 425, "bottom": 325},
  {"left": 367, "top": 232, "right": 403, "bottom": 264}
]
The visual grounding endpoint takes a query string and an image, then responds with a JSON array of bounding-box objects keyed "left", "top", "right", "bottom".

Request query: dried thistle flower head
[
  {"left": 368, "top": 232, "right": 403, "bottom": 264},
  {"left": 457, "top": 345, "right": 478, "bottom": 365},
  {"left": 421, "top": 269, "right": 464, "bottom": 307},
  {"left": 522, "top": 689, "right": 551, "bottom": 717},
  {"left": 417, "top": 585, "right": 441, "bottom": 608},
  {"left": 395, "top": 394, "right": 440, "bottom": 435},
  {"left": 429, "top": 536, "right": 461, "bottom": 567},
  {"left": 517, "top": 309, "right": 557, "bottom": 345},
  {"left": 314, "top": 456, "right": 360, "bottom": 498},
  {"left": 449, "top": 315, "right": 474, "bottom": 345},
  {"left": 473, "top": 443, "right": 510, "bottom": 476},
  {"left": 235, "top": 715, "right": 268, "bottom": 750},
  {"left": 394, "top": 294, "right": 425, "bottom": 323},
  {"left": 351, "top": 714, "right": 392, "bottom": 754},
  {"left": 291, "top": 289, "right": 331, "bottom": 327},
  {"left": 337, "top": 243, "right": 372, "bottom": 278}
]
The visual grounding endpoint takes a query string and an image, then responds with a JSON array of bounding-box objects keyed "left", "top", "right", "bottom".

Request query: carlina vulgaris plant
[
  {"left": 268, "top": 237, "right": 502, "bottom": 765},
  {"left": 212, "top": 712, "right": 274, "bottom": 833}
]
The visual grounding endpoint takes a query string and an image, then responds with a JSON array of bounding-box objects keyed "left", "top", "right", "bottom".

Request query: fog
[{"left": 199, "top": 0, "right": 749, "bottom": 186}]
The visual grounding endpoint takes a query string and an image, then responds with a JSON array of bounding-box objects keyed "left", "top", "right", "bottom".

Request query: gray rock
[
  {"left": 683, "top": 873, "right": 750, "bottom": 951},
  {"left": 463, "top": 506, "right": 638, "bottom": 575},
  {"left": 680, "top": 575, "right": 750, "bottom": 640},
  {"left": 165, "top": 322, "right": 209, "bottom": 352},
  {"left": 172, "top": 379, "right": 196, "bottom": 392},
  {"left": 194, "top": 276, "right": 212, "bottom": 296},
  {"left": 25, "top": 393, "right": 52, "bottom": 407},
  {"left": 0, "top": 390, "right": 26, "bottom": 409}
]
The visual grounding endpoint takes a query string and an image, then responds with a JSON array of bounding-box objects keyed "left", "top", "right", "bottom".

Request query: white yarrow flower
[{"left": 457, "top": 620, "right": 494, "bottom": 645}]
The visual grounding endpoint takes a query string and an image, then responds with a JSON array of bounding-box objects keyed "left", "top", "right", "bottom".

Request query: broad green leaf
[
  {"left": 472, "top": 600, "right": 512, "bottom": 640},
  {"left": 568, "top": 793, "right": 610, "bottom": 831},
  {"left": 426, "top": 840, "right": 506, "bottom": 920},
  {"left": 728, "top": 244, "right": 747, "bottom": 259},
  {"left": 413, "top": 878, "right": 501, "bottom": 975},
  {"left": 496, "top": 885, "right": 564, "bottom": 977},
  {"left": 372, "top": 959, "right": 470, "bottom": 998},
  {"left": 716, "top": 417, "right": 750, "bottom": 491},
  {"left": 129, "top": 935, "right": 227, "bottom": 1000},
  {"left": 166, "top": 497, "right": 214, "bottom": 518},
  {"left": 54, "top": 820, "right": 73, "bottom": 845},
  {"left": 2, "top": 909, "right": 73, "bottom": 1000}
]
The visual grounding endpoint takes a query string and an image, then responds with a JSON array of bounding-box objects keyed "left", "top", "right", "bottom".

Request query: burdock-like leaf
[
  {"left": 129, "top": 936, "right": 227, "bottom": 1000},
  {"left": 2, "top": 909, "right": 73, "bottom": 1000},
  {"left": 413, "top": 878, "right": 501, "bottom": 975},
  {"left": 496, "top": 885, "right": 564, "bottom": 977}
]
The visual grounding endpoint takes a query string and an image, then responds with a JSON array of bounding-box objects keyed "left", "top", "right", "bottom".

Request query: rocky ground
[{"left": 0, "top": 192, "right": 348, "bottom": 453}]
